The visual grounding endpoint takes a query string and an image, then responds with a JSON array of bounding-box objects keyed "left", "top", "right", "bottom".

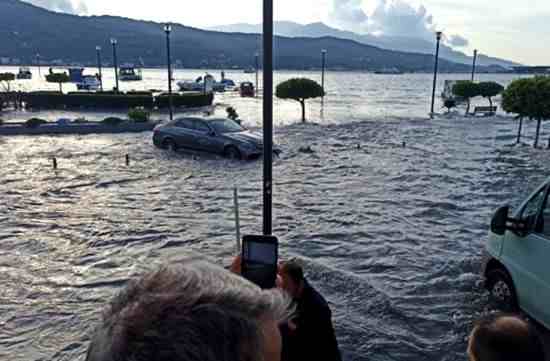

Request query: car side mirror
[{"left": 491, "top": 206, "right": 510, "bottom": 236}]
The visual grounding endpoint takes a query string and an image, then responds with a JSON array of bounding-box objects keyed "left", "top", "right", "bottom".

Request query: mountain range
[
  {"left": 0, "top": 0, "right": 507, "bottom": 73},
  {"left": 209, "top": 21, "right": 520, "bottom": 68}
]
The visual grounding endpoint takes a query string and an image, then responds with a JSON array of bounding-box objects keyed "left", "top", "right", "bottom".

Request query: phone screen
[{"left": 242, "top": 235, "right": 278, "bottom": 289}]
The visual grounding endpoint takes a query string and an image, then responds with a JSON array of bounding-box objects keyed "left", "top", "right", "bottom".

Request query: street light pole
[
  {"left": 263, "top": 0, "right": 273, "bottom": 236},
  {"left": 255, "top": 52, "right": 259, "bottom": 98},
  {"left": 164, "top": 24, "right": 174, "bottom": 121},
  {"left": 36, "top": 53, "right": 41, "bottom": 77},
  {"left": 96, "top": 46, "right": 103, "bottom": 91},
  {"left": 430, "top": 31, "right": 442, "bottom": 119},
  {"left": 111, "top": 38, "right": 119, "bottom": 92},
  {"left": 321, "top": 49, "right": 327, "bottom": 105},
  {"left": 471, "top": 49, "right": 478, "bottom": 82}
]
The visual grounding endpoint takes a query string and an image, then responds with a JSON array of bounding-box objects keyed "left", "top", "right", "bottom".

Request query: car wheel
[
  {"left": 162, "top": 138, "right": 177, "bottom": 152},
  {"left": 224, "top": 146, "right": 241, "bottom": 160},
  {"left": 486, "top": 268, "right": 518, "bottom": 312}
]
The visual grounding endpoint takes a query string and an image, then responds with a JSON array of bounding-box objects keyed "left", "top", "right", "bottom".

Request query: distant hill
[
  {"left": 209, "top": 21, "right": 521, "bottom": 68},
  {"left": 0, "top": 0, "right": 491, "bottom": 72}
]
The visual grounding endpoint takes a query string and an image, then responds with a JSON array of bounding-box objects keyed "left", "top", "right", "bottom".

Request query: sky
[{"left": 23, "top": 0, "right": 550, "bottom": 65}]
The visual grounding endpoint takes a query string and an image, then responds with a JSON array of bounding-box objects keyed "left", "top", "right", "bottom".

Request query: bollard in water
[
  {"left": 125, "top": 154, "right": 130, "bottom": 166},
  {"left": 52, "top": 157, "right": 57, "bottom": 170},
  {"left": 357, "top": 144, "right": 361, "bottom": 150},
  {"left": 402, "top": 141, "right": 406, "bottom": 148}
]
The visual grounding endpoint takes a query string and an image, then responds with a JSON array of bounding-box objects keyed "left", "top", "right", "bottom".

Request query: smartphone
[{"left": 242, "top": 235, "right": 278, "bottom": 289}]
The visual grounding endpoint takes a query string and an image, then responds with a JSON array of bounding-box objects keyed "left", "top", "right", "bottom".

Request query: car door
[
  {"left": 502, "top": 182, "right": 550, "bottom": 327},
  {"left": 172, "top": 118, "right": 195, "bottom": 149},
  {"left": 190, "top": 119, "right": 215, "bottom": 152}
]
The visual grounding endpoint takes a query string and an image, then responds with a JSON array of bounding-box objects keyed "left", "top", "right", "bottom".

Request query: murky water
[{"left": 1, "top": 68, "right": 549, "bottom": 361}]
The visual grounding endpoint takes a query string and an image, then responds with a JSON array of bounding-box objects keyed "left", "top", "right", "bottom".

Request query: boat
[
  {"left": 177, "top": 74, "right": 216, "bottom": 92},
  {"left": 76, "top": 75, "right": 101, "bottom": 91},
  {"left": 16, "top": 67, "right": 32, "bottom": 80},
  {"left": 374, "top": 68, "right": 404, "bottom": 75},
  {"left": 68, "top": 68, "right": 85, "bottom": 83},
  {"left": 243, "top": 68, "right": 255, "bottom": 74},
  {"left": 119, "top": 66, "right": 143, "bottom": 81}
]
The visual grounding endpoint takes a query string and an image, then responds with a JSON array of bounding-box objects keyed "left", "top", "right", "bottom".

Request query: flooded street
[{"left": 1, "top": 69, "right": 549, "bottom": 361}]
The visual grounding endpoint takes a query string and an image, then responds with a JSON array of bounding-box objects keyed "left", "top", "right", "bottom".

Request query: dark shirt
[{"left": 281, "top": 280, "right": 342, "bottom": 361}]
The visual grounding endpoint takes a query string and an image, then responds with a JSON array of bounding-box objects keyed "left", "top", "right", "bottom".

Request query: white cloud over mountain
[{"left": 22, "top": 0, "right": 87, "bottom": 14}]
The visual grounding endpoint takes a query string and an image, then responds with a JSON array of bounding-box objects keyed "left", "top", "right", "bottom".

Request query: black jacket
[{"left": 281, "top": 280, "right": 342, "bottom": 361}]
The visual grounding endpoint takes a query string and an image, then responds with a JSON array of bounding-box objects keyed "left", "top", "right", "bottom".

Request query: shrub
[
  {"left": 25, "top": 118, "right": 48, "bottom": 128},
  {"left": 128, "top": 107, "right": 150, "bottom": 122},
  {"left": 502, "top": 76, "right": 550, "bottom": 147},
  {"left": 452, "top": 81, "right": 480, "bottom": 115},
  {"left": 478, "top": 81, "right": 504, "bottom": 108},
  {"left": 0, "top": 73, "right": 15, "bottom": 92},
  {"left": 73, "top": 117, "right": 88, "bottom": 123},
  {"left": 276, "top": 78, "right": 325, "bottom": 122},
  {"left": 45, "top": 73, "right": 70, "bottom": 92},
  {"left": 101, "top": 117, "right": 125, "bottom": 126}
]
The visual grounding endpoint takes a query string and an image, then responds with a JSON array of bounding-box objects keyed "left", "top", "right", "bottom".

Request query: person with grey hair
[{"left": 85, "top": 259, "right": 293, "bottom": 361}]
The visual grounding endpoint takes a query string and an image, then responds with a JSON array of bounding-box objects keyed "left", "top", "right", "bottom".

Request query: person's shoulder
[{"left": 303, "top": 280, "right": 331, "bottom": 313}]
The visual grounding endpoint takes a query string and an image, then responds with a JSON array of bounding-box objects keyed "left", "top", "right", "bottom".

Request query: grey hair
[{"left": 85, "top": 259, "right": 293, "bottom": 361}]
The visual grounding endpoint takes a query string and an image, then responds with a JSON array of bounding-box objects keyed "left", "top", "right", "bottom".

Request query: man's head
[
  {"left": 279, "top": 260, "right": 305, "bottom": 299},
  {"left": 86, "top": 259, "right": 291, "bottom": 361},
  {"left": 468, "top": 313, "right": 545, "bottom": 361}
]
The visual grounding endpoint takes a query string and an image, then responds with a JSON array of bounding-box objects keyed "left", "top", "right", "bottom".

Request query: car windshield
[{"left": 210, "top": 119, "right": 244, "bottom": 134}]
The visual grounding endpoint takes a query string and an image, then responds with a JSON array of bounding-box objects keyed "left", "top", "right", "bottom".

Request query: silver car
[{"left": 153, "top": 117, "right": 276, "bottom": 160}]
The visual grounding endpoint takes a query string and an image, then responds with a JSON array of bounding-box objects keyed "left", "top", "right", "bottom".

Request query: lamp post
[
  {"left": 471, "top": 49, "right": 478, "bottom": 82},
  {"left": 262, "top": 0, "right": 273, "bottom": 235},
  {"left": 255, "top": 52, "right": 259, "bottom": 98},
  {"left": 96, "top": 46, "right": 103, "bottom": 91},
  {"left": 430, "top": 31, "right": 442, "bottom": 118},
  {"left": 321, "top": 49, "right": 327, "bottom": 105},
  {"left": 111, "top": 38, "right": 119, "bottom": 92},
  {"left": 36, "top": 53, "right": 41, "bottom": 77},
  {"left": 164, "top": 24, "right": 174, "bottom": 121}
]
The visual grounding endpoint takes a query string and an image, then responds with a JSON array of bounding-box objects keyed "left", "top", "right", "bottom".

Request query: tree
[
  {"left": 502, "top": 77, "right": 550, "bottom": 148},
  {"left": 46, "top": 72, "right": 70, "bottom": 93},
  {"left": 452, "top": 81, "right": 480, "bottom": 115},
  {"left": 276, "top": 78, "right": 325, "bottom": 122},
  {"left": 0, "top": 73, "right": 15, "bottom": 92},
  {"left": 478, "top": 81, "right": 504, "bottom": 108}
]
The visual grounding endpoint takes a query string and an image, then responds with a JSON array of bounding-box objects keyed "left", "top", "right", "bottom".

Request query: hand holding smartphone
[{"left": 241, "top": 235, "right": 278, "bottom": 289}]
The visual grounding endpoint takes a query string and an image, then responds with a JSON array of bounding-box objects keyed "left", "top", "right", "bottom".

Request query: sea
[{"left": 0, "top": 66, "right": 548, "bottom": 361}]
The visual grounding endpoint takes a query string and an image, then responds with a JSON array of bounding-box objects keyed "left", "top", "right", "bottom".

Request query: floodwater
[{"left": 0, "top": 68, "right": 548, "bottom": 361}]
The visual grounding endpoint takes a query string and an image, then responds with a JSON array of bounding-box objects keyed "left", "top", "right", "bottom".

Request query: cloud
[
  {"left": 369, "top": 0, "right": 435, "bottom": 40},
  {"left": 22, "top": 0, "right": 88, "bottom": 14},
  {"left": 328, "top": 0, "right": 369, "bottom": 33},
  {"left": 446, "top": 34, "right": 469, "bottom": 48}
]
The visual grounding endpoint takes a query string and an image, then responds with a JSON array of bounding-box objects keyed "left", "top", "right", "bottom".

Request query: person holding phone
[{"left": 278, "top": 260, "right": 342, "bottom": 361}]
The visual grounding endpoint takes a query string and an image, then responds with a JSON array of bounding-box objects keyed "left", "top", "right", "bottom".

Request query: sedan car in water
[{"left": 153, "top": 117, "right": 276, "bottom": 160}]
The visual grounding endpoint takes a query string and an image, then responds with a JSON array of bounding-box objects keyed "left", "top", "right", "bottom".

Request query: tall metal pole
[
  {"left": 262, "top": 0, "right": 273, "bottom": 235},
  {"left": 430, "top": 31, "right": 442, "bottom": 118},
  {"left": 165, "top": 24, "right": 174, "bottom": 121},
  {"left": 96, "top": 46, "right": 103, "bottom": 91},
  {"left": 111, "top": 38, "right": 119, "bottom": 92},
  {"left": 321, "top": 49, "right": 327, "bottom": 105},
  {"left": 471, "top": 49, "right": 478, "bottom": 82},
  {"left": 36, "top": 53, "right": 41, "bottom": 77},
  {"left": 255, "top": 52, "right": 259, "bottom": 98}
]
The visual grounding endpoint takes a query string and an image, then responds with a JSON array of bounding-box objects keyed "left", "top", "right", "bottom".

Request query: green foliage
[
  {"left": 452, "top": 81, "right": 480, "bottom": 99},
  {"left": 478, "top": 81, "right": 504, "bottom": 107},
  {"left": 226, "top": 106, "right": 239, "bottom": 121},
  {"left": 502, "top": 76, "right": 550, "bottom": 147},
  {"left": 45, "top": 73, "right": 70, "bottom": 84},
  {"left": 128, "top": 107, "right": 150, "bottom": 123},
  {"left": 73, "top": 117, "right": 88, "bottom": 123},
  {"left": 25, "top": 118, "right": 47, "bottom": 128},
  {"left": 101, "top": 117, "right": 125, "bottom": 126},
  {"left": 276, "top": 78, "right": 325, "bottom": 122},
  {"left": 276, "top": 78, "right": 325, "bottom": 101},
  {"left": 0, "top": 73, "right": 15, "bottom": 82},
  {"left": 443, "top": 99, "right": 456, "bottom": 112}
]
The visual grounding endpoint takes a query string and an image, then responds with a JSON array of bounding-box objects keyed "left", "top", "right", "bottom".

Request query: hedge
[{"left": 155, "top": 92, "right": 214, "bottom": 108}]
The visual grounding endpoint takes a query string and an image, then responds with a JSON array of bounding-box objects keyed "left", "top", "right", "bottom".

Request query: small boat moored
[
  {"left": 16, "top": 67, "right": 33, "bottom": 80},
  {"left": 119, "top": 66, "right": 143, "bottom": 81}
]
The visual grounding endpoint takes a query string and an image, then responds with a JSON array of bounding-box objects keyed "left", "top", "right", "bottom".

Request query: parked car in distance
[
  {"left": 153, "top": 117, "right": 278, "bottom": 160},
  {"left": 485, "top": 177, "right": 550, "bottom": 329}
]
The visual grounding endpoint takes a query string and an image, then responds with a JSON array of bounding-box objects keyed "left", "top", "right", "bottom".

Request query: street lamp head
[
  {"left": 255, "top": 52, "right": 259, "bottom": 57},
  {"left": 96, "top": 46, "right": 101, "bottom": 51},
  {"left": 164, "top": 24, "right": 172, "bottom": 33},
  {"left": 110, "top": 38, "right": 117, "bottom": 45},
  {"left": 436, "top": 31, "right": 443, "bottom": 41},
  {"left": 322, "top": 49, "right": 327, "bottom": 54}
]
